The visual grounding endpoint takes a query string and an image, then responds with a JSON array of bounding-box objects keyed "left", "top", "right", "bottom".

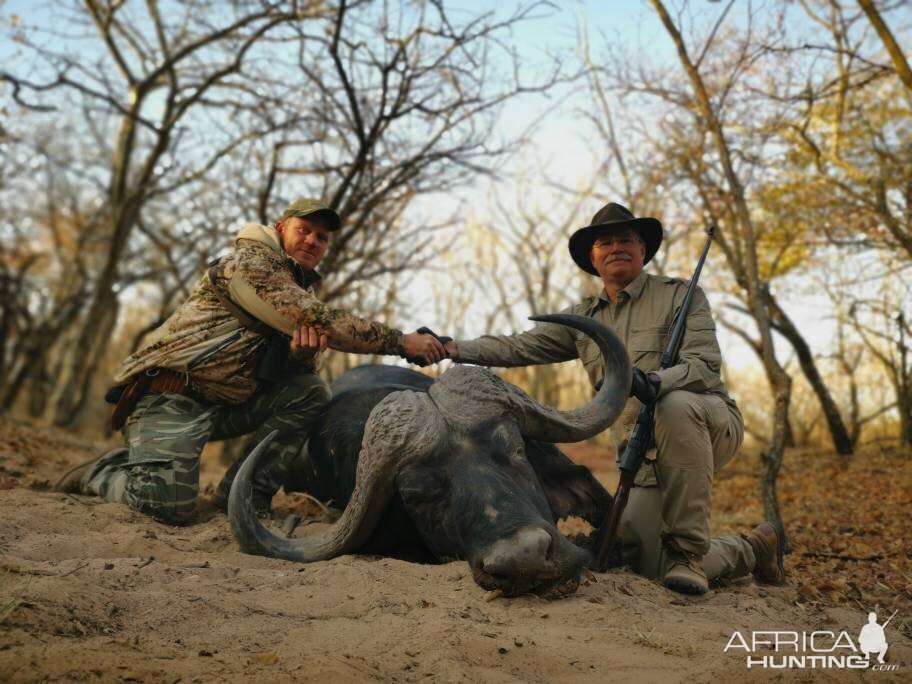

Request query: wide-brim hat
[
  {"left": 568, "top": 202, "right": 663, "bottom": 275},
  {"left": 280, "top": 197, "right": 341, "bottom": 232}
]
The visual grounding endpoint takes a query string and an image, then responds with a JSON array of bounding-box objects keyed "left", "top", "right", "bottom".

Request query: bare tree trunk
[
  {"left": 54, "top": 297, "right": 119, "bottom": 427},
  {"left": 857, "top": 0, "right": 912, "bottom": 93},
  {"left": 719, "top": 314, "right": 797, "bottom": 448},
  {"left": 26, "top": 360, "right": 54, "bottom": 419},
  {"left": 897, "top": 387, "right": 912, "bottom": 448},
  {"left": 1, "top": 290, "right": 85, "bottom": 415},
  {"left": 1, "top": 353, "right": 39, "bottom": 412},
  {"left": 898, "top": 313, "right": 912, "bottom": 447},
  {"left": 834, "top": 325, "right": 863, "bottom": 448},
  {"left": 763, "top": 291, "right": 854, "bottom": 455},
  {"left": 53, "top": 102, "right": 142, "bottom": 428},
  {"left": 651, "top": 0, "right": 792, "bottom": 546}
]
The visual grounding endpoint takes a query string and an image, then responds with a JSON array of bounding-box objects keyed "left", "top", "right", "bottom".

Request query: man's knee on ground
[{"left": 123, "top": 463, "right": 198, "bottom": 526}]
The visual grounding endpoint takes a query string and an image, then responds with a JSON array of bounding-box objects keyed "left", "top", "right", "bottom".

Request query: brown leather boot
[
  {"left": 743, "top": 522, "right": 786, "bottom": 585},
  {"left": 663, "top": 542, "right": 708, "bottom": 595}
]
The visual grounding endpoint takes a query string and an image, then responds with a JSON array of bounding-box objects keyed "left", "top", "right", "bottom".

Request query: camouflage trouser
[{"left": 84, "top": 371, "right": 330, "bottom": 525}]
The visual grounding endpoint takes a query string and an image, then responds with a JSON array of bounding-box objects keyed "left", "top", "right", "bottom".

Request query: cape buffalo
[{"left": 228, "top": 314, "right": 631, "bottom": 597}]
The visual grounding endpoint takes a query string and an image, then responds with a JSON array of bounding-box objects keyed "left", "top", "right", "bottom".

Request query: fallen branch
[
  {"left": 803, "top": 551, "right": 884, "bottom": 562},
  {"left": 1, "top": 564, "right": 56, "bottom": 577},
  {"left": 59, "top": 561, "right": 90, "bottom": 577}
]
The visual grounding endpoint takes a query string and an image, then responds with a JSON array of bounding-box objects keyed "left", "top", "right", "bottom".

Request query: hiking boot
[
  {"left": 55, "top": 447, "right": 128, "bottom": 494},
  {"left": 743, "top": 522, "right": 786, "bottom": 585},
  {"left": 663, "top": 543, "right": 708, "bottom": 595}
]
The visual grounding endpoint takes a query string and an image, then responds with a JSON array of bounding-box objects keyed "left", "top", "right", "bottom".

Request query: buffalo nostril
[
  {"left": 480, "top": 527, "right": 552, "bottom": 576},
  {"left": 528, "top": 527, "right": 552, "bottom": 560},
  {"left": 544, "top": 533, "right": 555, "bottom": 562}
]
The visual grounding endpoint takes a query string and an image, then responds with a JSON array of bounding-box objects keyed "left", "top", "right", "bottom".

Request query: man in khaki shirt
[{"left": 445, "top": 202, "right": 785, "bottom": 594}]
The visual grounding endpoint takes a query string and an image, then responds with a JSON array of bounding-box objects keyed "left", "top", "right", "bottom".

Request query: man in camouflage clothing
[
  {"left": 443, "top": 202, "right": 785, "bottom": 595},
  {"left": 59, "top": 198, "right": 446, "bottom": 525}
]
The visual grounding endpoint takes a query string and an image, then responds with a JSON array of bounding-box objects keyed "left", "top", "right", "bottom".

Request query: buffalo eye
[{"left": 397, "top": 469, "right": 448, "bottom": 504}]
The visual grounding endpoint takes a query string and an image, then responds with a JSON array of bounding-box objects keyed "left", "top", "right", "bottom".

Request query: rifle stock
[{"left": 592, "top": 225, "right": 716, "bottom": 572}]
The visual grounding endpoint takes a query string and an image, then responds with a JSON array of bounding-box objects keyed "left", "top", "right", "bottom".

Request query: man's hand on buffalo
[
  {"left": 290, "top": 323, "right": 328, "bottom": 361},
  {"left": 402, "top": 330, "right": 447, "bottom": 366},
  {"left": 630, "top": 367, "right": 661, "bottom": 405}
]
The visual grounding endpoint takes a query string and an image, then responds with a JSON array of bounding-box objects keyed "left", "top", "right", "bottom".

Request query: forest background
[{"left": 1, "top": 0, "right": 910, "bottom": 604}]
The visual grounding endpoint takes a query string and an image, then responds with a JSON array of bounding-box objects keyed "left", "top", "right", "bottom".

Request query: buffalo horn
[
  {"left": 229, "top": 430, "right": 398, "bottom": 562},
  {"left": 512, "top": 313, "right": 631, "bottom": 443}
]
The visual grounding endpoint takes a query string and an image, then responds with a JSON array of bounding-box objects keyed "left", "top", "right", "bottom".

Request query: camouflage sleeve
[
  {"left": 652, "top": 286, "right": 724, "bottom": 396},
  {"left": 229, "top": 239, "right": 404, "bottom": 356},
  {"left": 454, "top": 307, "right": 579, "bottom": 367}
]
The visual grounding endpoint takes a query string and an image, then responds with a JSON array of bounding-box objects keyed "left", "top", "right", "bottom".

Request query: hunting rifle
[{"left": 593, "top": 225, "right": 716, "bottom": 572}]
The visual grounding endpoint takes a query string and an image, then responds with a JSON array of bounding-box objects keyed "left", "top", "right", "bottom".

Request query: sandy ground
[{"left": 1, "top": 417, "right": 909, "bottom": 683}]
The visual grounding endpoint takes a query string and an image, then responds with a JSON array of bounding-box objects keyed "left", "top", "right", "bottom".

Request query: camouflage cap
[{"left": 280, "top": 198, "right": 341, "bottom": 232}]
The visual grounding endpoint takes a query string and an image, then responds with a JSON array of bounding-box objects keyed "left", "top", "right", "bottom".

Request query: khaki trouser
[
  {"left": 620, "top": 390, "right": 756, "bottom": 581},
  {"left": 84, "top": 370, "right": 330, "bottom": 525}
]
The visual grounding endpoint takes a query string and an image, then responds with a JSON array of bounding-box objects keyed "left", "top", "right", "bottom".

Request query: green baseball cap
[{"left": 280, "top": 198, "right": 341, "bottom": 232}]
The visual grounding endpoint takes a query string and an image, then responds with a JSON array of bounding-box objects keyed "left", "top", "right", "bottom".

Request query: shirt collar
[
  {"left": 597, "top": 270, "right": 649, "bottom": 304},
  {"left": 289, "top": 259, "right": 323, "bottom": 288}
]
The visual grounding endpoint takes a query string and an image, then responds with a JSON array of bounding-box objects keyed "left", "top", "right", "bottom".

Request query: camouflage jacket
[
  {"left": 115, "top": 223, "right": 405, "bottom": 404},
  {"left": 454, "top": 270, "right": 741, "bottom": 450}
]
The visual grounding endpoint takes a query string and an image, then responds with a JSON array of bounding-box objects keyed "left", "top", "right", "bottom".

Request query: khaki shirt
[
  {"left": 114, "top": 223, "right": 404, "bottom": 404},
  {"left": 455, "top": 271, "right": 740, "bottom": 448}
]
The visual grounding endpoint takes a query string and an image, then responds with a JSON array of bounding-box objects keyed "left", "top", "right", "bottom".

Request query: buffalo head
[{"left": 228, "top": 314, "right": 631, "bottom": 597}]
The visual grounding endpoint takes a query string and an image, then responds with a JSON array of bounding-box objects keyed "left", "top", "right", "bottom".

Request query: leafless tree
[
  {"left": 2, "top": 1, "right": 568, "bottom": 429},
  {"left": 777, "top": 0, "right": 912, "bottom": 261},
  {"left": 624, "top": 0, "right": 793, "bottom": 540},
  {"left": 841, "top": 287, "right": 912, "bottom": 447},
  {"left": 857, "top": 0, "right": 912, "bottom": 93},
  {"left": 3, "top": 1, "right": 328, "bottom": 426}
]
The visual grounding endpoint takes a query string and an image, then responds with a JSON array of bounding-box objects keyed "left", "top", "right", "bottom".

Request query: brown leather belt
[
  {"left": 146, "top": 367, "right": 192, "bottom": 395},
  {"left": 109, "top": 368, "right": 196, "bottom": 431}
]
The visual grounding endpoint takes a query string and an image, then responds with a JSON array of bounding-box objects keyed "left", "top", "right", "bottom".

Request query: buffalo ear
[{"left": 523, "top": 439, "right": 612, "bottom": 525}]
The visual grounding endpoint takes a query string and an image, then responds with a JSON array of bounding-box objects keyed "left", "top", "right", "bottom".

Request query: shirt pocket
[{"left": 627, "top": 325, "right": 669, "bottom": 370}]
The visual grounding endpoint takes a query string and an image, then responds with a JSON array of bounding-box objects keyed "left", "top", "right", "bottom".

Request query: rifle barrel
[{"left": 662, "top": 226, "right": 716, "bottom": 368}]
